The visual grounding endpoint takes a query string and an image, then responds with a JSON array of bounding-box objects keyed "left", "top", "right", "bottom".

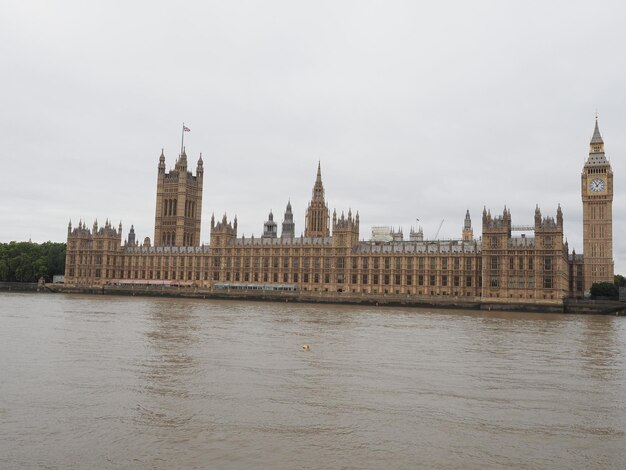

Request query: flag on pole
[{"left": 183, "top": 125, "right": 191, "bottom": 132}]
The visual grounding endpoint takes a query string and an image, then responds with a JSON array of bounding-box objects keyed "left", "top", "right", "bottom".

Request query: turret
[
  {"left": 534, "top": 205, "right": 541, "bottom": 226},
  {"left": 175, "top": 147, "right": 188, "bottom": 172},
  {"left": 196, "top": 153, "right": 204, "bottom": 177},
  {"left": 332, "top": 208, "right": 359, "bottom": 247},
  {"left": 158, "top": 149, "right": 166, "bottom": 173},
  {"left": 281, "top": 200, "right": 295, "bottom": 238},
  {"left": 262, "top": 210, "right": 278, "bottom": 239},
  {"left": 482, "top": 206, "right": 512, "bottom": 246},
  {"left": 127, "top": 225, "right": 136, "bottom": 246},
  {"left": 391, "top": 226, "right": 404, "bottom": 241},
  {"left": 210, "top": 213, "right": 237, "bottom": 247},
  {"left": 410, "top": 226, "right": 423, "bottom": 242},
  {"left": 462, "top": 209, "right": 473, "bottom": 241}
]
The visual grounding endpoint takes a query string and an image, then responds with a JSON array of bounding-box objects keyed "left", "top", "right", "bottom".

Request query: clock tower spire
[{"left": 581, "top": 116, "right": 614, "bottom": 293}]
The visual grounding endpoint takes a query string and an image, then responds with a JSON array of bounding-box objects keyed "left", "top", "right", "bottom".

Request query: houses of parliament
[{"left": 64, "top": 120, "right": 615, "bottom": 304}]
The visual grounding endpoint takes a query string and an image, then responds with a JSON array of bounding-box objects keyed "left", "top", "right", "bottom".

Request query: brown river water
[{"left": 1, "top": 292, "right": 625, "bottom": 469}]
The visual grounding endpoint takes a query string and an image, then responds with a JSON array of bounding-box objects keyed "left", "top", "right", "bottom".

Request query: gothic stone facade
[{"left": 64, "top": 121, "right": 614, "bottom": 303}]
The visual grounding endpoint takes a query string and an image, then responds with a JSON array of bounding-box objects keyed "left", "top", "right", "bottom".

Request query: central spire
[
  {"left": 312, "top": 161, "right": 325, "bottom": 201},
  {"left": 176, "top": 146, "right": 188, "bottom": 171}
]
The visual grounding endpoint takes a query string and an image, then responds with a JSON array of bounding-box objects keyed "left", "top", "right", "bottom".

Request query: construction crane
[{"left": 433, "top": 219, "right": 444, "bottom": 239}]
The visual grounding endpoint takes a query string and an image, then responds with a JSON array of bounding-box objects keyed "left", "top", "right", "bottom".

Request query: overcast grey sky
[{"left": 1, "top": 1, "right": 625, "bottom": 272}]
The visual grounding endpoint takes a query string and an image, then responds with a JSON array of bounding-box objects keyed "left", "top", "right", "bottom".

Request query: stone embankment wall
[
  {"left": 49, "top": 283, "right": 483, "bottom": 309},
  {"left": 29, "top": 283, "right": 626, "bottom": 315},
  {"left": 0, "top": 282, "right": 39, "bottom": 292},
  {"left": 563, "top": 298, "right": 626, "bottom": 315}
]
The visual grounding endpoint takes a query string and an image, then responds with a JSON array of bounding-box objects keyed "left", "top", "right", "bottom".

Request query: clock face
[{"left": 589, "top": 178, "right": 606, "bottom": 193}]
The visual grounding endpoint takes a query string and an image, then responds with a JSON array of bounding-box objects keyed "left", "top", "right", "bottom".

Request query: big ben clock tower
[{"left": 582, "top": 117, "right": 614, "bottom": 293}]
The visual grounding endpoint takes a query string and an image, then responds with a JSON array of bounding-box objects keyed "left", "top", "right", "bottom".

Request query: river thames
[{"left": 1, "top": 292, "right": 625, "bottom": 469}]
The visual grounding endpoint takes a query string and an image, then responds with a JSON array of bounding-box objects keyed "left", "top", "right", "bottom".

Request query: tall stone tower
[
  {"left": 581, "top": 118, "right": 614, "bottom": 292},
  {"left": 154, "top": 148, "right": 204, "bottom": 247},
  {"left": 481, "top": 207, "right": 511, "bottom": 298},
  {"left": 304, "top": 162, "right": 330, "bottom": 237}
]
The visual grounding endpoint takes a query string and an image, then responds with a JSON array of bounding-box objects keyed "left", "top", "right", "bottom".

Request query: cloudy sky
[{"left": 1, "top": 1, "right": 625, "bottom": 272}]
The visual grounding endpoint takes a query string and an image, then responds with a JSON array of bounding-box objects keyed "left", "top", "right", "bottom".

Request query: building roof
[{"left": 591, "top": 119, "right": 604, "bottom": 145}]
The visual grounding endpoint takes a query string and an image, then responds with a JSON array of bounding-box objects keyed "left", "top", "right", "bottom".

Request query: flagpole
[{"left": 181, "top": 122, "right": 185, "bottom": 155}]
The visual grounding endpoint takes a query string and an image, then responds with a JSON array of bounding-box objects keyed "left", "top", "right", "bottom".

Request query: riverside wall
[
  {"left": 0, "top": 282, "right": 40, "bottom": 292},
  {"left": 36, "top": 283, "right": 626, "bottom": 315}
]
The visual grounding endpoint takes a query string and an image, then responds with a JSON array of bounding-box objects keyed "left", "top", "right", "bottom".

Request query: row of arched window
[
  {"left": 161, "top": 231, "right": 195, "bottom": 246},
  {"left": 162, "top": 231, "right": 176, "bottom": 246},
  {"left": 163, "top": 199, "right": 177, "bottom": 217},
  {"left": 185, "top": 200, "right": 197, "bottom": 218},
  {"left": 162, "top": 199, "right": 198, "bottom": 218}
]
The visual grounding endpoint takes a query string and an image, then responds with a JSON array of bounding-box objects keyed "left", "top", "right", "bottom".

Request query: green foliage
[
  {"left": 614, "top": 274, "right": 626, "bottom": 287},
  {"left": 0, "top": 241, "right": 66, "bottom": 283},
  {"left": 590, "top": 282, "right": 618, "bottom": 299}
]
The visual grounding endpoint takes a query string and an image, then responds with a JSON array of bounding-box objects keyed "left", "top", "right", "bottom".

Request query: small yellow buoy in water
[{"left": 302, "top": 344, "right": 310, "bottom": 351}]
